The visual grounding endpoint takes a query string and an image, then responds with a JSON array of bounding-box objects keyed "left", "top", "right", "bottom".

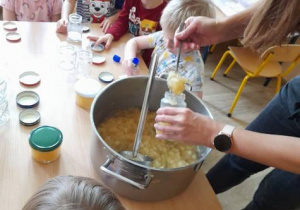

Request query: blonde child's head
[
  {"left": 160, "top": 0, "right": 215, "bottom": 33},
  {"left": 160, "top": 0, "right": 215, "bottom": 53},
  {"left": 23, "top": 175, "right": 125, "bottom": 210}
]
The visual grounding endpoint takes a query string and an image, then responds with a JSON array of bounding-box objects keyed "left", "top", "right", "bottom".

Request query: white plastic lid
[
  {"left": 19, "top": 71, "right": 41, "bottom": 86},
  {"left": 6, "top": 32, "right": 21, "bottom": 42},
  {"left": 3, "top": 21, "right": 17, "bottom": 31},
  {"left": 74, "top": 78, "right": 101, "bottom": 98}
]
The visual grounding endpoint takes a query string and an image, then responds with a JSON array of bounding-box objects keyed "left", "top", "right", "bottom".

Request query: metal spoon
[
  {"left": 119, "top": 54, "right": 158, "bottom": 166},
  {"left": 175, "top": 22, "right": 185, "bottom": 73}
]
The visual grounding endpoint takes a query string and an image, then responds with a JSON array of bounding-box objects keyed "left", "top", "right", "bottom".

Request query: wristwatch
[{"left": 213, "top": 125, "right": 235, "bottom": 152}]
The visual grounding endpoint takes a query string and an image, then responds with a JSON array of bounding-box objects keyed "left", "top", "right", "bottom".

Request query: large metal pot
[{"left": 90, "top": 76, "right": 212, "bottom": 201}]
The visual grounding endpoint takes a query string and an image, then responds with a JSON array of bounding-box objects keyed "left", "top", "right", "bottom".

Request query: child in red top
[{"left": 88, "top": 0, "right": 167, "bottom": 66}]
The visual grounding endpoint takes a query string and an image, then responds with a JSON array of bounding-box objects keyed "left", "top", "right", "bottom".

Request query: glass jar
[
  {"left": 160, "top": 91, "right": 187, "bottom": 108},
  {"left": 68, "top": 13, "right": 83, "bottom": 42},
  {"left": 0, "top": 77, "right": 9, "bottom": 126},
  {"left": 157, "top": 91, "right": 186, "bottom": 136},
  {"left": 75, "top": 50, "right": 93, "bottom": 79},
  {"left": 58, "top": 45, "right": 77, "bottom": 71},
  {"left": 29, "top": 126, "right": 63, "bottom": 163}
]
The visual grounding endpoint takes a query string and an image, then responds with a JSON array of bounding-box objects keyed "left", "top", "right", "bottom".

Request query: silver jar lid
[
  {"left": 19, "top": 109, "right": 40, "bottom": 126},
  {"left": 16, "top": 91, "right": 40, "bottom": 109}
]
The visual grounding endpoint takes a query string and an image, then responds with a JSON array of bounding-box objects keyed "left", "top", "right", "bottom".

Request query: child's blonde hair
[
  {"left": 160, "top": 0, "right": 215, "bottom": 32},
  {"left": 23, "top": 175, "right": 124, "bottom": 210}
]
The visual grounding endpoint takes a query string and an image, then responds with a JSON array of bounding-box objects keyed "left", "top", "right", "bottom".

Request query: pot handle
[{"left": 100, "top": 159, "right": 152, "bottom": 190}]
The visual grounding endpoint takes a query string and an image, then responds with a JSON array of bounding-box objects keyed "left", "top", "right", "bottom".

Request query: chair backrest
[{"left": 261, "top": 44, "right": 300, "bottom": 63}]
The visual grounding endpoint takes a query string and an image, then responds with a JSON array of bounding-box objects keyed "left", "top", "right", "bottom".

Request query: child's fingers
[
  {"left": 104, "top": 37, "right": 113, "bottom": 49},
  {"left": 102, "top": 23, "right": 111, "bottom": 33},
  {"left": 87, "top": 35, "right": 99, "bottom": 41}
]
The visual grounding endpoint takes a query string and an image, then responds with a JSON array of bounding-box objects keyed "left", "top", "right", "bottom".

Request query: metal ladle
[
  {"left": 119, "top": 54, "right": 158, "bottom": 166},
  {"left": 175, "top": 22, "right": 185, "bottom": 73}
]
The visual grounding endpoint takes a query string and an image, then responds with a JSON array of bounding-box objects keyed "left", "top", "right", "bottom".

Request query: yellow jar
[
  {"left": 74, "top": 78, "right": 101, "bottom": 109},
  {"left": 29, "top": 126, "right": 63, "bottom": 163}
]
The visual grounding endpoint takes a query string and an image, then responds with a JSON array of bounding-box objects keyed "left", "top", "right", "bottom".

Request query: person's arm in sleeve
[
  {"left": 88, "top": 0, "right": 130, "bottom": 49},
  {"left": 101, "top": 10, "right": 121, "bottom": 33},
  {"left": 105, "top": 0, "right": 130, "bottom": 41}
]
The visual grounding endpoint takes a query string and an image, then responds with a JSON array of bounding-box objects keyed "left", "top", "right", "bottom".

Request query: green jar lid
[{"left": 29, "top": 126, "right": 63, "bottom": 152}]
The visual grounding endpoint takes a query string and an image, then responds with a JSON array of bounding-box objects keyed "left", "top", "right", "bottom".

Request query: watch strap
[{"left": 220, "top": 125, "right": 235, "bottom": 136}]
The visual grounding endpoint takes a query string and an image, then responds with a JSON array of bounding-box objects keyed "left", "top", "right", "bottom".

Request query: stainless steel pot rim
[{"left": 90, "top": 76, "right": 212, "bottom": 171}]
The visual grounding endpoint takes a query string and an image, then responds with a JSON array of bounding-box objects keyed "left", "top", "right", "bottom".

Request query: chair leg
[
  {"left": 223, "top": 60, "right": 236, "bottom": 77},
  {"left": 228, "top": 75, "right": 250, "bottom": 117},
  {"left": 275, "top": 76, "right": 282, "bottom": 93},
  {"left": 210, "top": 50, "right": 231, "bottom": 80},
  {"left": 263, "top": 78, "right": 272, "bottom": 86},
  {"left": 209, "top": 44, "right": 216, "bottom": 53}
]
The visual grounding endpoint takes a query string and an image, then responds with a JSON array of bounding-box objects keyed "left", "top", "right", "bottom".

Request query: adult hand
[
  {"left": 87, "top": 34, "right": 114, "bottom": 49},
  {"left": 174, "top": 16, "right": 221, "bottom": 50},
  {"left": 56, "top": 19, "right": 68, "bottom": 34},
  {"left": 154, "top": 107, "right": 223, "bottom": 147}
]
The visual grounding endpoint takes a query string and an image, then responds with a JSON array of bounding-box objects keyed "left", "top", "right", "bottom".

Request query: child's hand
[
  {"left": 87, "top": 34, "right": 114, "bottom": 50},
  {"left": 56, "top": 19, "right": 68, "bottom": 34},
  {"left": 100, "top": 13, "right": 119, "bottom": 33},
  {"left": 122, "top": 59, "right": 134, "bottom": 76}
]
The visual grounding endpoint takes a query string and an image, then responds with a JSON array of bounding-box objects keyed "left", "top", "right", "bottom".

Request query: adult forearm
[
  {"left": 230, "top": 129, "right": 300, "bottom": 174},
  {"left": 216, "top": 8, "right": 253, "bottom": 43}
]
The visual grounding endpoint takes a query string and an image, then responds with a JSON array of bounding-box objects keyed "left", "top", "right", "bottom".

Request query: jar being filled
[{"left": 167, "top": 71, "right": 187, "bottom": 95}]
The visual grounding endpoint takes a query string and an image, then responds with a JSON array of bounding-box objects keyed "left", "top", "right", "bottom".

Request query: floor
[{"left": 200, "top": 41, "right": 276, "bottom": 210}]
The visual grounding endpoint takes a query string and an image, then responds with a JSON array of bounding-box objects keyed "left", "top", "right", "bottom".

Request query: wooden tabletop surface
[{"left": 0, "top": 21, "right": 221, "bottom": 210}]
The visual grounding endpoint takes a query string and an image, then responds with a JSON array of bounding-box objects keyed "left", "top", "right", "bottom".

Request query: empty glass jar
[
  {"left": 58, "top": 44, "right": 77, "bottom": 71},
  {"left": 68, "top": 13, "right": 82, "bottom": 42},
  {"left": 75, "top": 50, "right": 93, "bottom": 79}
]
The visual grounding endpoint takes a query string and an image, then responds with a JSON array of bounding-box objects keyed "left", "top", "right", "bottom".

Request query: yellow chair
[{"left": 210, "top": 44, "right": 300, "bottom": 117}]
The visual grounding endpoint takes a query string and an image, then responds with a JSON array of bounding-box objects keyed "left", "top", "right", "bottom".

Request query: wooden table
[{"left": 0, "top": 22, "right": 221, "bottom": 210}]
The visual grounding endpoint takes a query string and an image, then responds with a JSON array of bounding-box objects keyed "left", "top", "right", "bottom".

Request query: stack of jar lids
[
  {"left": 17, "top": 71, "right": 41, "bottom": 126},
  {"left": 3, "top": 21, "right": 21, "bottom": 42}
]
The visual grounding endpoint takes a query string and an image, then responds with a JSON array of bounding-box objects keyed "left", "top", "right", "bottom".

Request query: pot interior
[{"left": 91, "top": 76, "right": 212, "bottom": 169}]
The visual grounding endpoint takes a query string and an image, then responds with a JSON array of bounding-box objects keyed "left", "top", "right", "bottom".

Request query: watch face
[{"left": 214, "top": 134, "right": 232, "bottom": 152}]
